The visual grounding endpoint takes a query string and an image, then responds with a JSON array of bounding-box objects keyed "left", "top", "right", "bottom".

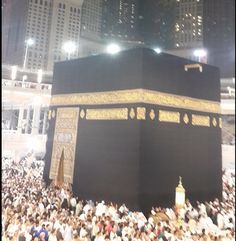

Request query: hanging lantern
[{"left": 175, "top": 176, "right": 185, "bottom": 208}]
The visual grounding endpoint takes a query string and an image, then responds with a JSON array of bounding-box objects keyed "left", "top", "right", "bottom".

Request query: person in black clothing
[{"left": 61, "top": 198, "right": 69, "bottom": 210}]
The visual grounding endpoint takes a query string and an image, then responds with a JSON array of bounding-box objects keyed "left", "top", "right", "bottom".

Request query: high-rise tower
[
  {"left": 79, "top": 0, "right": 105, "bottom": 57},
  {"left": 101, "top": 0, "right": 140, "bottom": 42},
  {"left": 3, "top": 0, "right": 84, "bottom": 71},
  {"left": 81, "top": 0, "right": 102, "bottom": 40},
  {"left": 203, "top": 0, "right": 235, "bottom": 77},
  {"left": 47, "top": 0, "right": 84, "bottom": 70},
  {"left": 174, "top": 0, "right": 203, "bottom": 48},
  {"left": 139, "top": 0, "right": 176, "bottom": 49}
]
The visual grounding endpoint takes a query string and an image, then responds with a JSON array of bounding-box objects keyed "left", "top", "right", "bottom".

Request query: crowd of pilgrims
[{"left": 2, "top": 157, "right": 235, "bottom": 241}]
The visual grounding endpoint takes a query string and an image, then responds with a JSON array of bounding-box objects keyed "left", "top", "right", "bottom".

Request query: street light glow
[
  {"left": 62, "top": 41, "right": 77, "bottom": 59},
  {"left": 37, "top": 69, "right": 43, "bottom": 83},
  {"left": 23, "top": 38, "right": 35, "bottom": 69},
  {"left": 26, "top": 38, "right": 35, "bottom": 46},
  {"left": 154, "top": 48, "right": 162, "bottom": 54},
  {"left": 193, "top": 49, "right": 207, "bottom": 58},
  {"left": 11, "top": 66, "right": 17, "bottom": 80},
  {"left": 106, "top": 43, "right": 121, "bottom": 54}
]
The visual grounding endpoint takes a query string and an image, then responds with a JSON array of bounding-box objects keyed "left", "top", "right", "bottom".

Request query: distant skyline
[{"left": 2, "top": 0, "right": 235, "bottom": 77}]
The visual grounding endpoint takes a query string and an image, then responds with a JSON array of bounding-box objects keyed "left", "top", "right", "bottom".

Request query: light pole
[
  {"left": 62, "top": 41, "right": 77, "bottom": 60},
  {"left": 193, "top": 49, "right": 207, "bottom": 63},
  {"left": 22, "top": 75, "right": 28, "bottom": 82},
  {"left": 11, "top": 66, "right": 18, "bottom": 80},
  {"left": 23, "top": 38, "right": 35, "bottom": 69},
  {"left": 37, "top": 69, "right": 43, "bottom": 83},
  {"left": 22, "top": 75, "right": 27, "bottom": 88}
]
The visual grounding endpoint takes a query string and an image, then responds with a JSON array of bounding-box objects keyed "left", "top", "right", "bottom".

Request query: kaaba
[{"left": 43, "top": 48, "right": 222, "bottom": 214}]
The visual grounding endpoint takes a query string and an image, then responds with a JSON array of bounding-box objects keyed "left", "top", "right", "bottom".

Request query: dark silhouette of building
[
  {"left": 139, "top": 0, "right": 176, "bottom": 49},
  {"left": 203, "top": 0, "right": 235, "bottom": 78},
  {"left": 101, "top": 0, "right": 140, "bottom": 42}
]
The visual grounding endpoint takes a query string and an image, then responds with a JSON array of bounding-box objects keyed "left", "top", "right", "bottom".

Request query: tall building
[
  {"left": 139, "top": 0, "right": 176, "bottom": 49},
  {"left": 101, "top": 0, "right": 140, "bottom": 42},
  {"left": 47, "top": 0, "right": 84, "bottom": 70},
  {"left": 4, "top": 0, "right": 52, "bottom": 70},
  {"left": 3, "top": 0, "right": 84, "bottom": 71},
  {"left": 2, "top": 0, "right": 12, "bottom": 62},
  {"left": 80, "top": 0, "right": 102, "bottom": 40},
  {"left": 79, "top": 0, "right": 105, "bottom": 57},
  {"left": 203, "top": 0, "right": 235, "bottom": 78},
  {"left": 174, "top": 0, "right": 203, "bottom": 48}
]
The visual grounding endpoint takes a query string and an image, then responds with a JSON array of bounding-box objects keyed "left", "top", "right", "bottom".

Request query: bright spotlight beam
[
  {"left": 26, "top": 38, "right": 35, "bottom": 46},
  {"left": 106, "top": 44, "right": 121, "bottom": 54},
  {"left": 154, "top": 48, "right": 162, "bottom": 54},
  {"left": 193, "top": 49, "right": 207, "bottom": 58},
  {"left": 62, "top": 41, "right": 77, "bottom": 59}
]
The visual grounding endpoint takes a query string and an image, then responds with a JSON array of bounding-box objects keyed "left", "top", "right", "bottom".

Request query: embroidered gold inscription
[
  {"left": 192, "top": 114, "right": 210, "bottom": 127},
  {"left": 50, "top": 89, "right": 220, "bottom": 114},
  {"left": 86, "top": 108, "right": 128, "bottom": 120},
  {"left": 50, "top": 107, "right": 79, "bottom": 183},
  {"left": 159, "top": 110, "right": 180, "bottom": 123},
  {"left": 137, "top": 107, "right": 146, "bottom": 120}
]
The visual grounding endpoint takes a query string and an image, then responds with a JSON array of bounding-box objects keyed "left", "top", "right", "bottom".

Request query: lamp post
[
  {"left": 37, "top": 69, "right": 43, "bottom": 83},
  {"left": 175, "top": 176, "right": 185, "bottom": 209},
  {"left": 62, "top": 41, "right": 77, "bottom": 60},
  {"left": 23, "top": 38, "right": 35, "bottom": 69},
  {"left": 22, "top": 75, "right": 27, "bottom": 87},
  {"left": 32, "top": 96, "right": 42, "bottom": 135},
  {"left": 11, "top": 66, "right": 18, "bottom": 80},
  {"left": 193, "top": 49, "right": 207, "bottom": 63}
]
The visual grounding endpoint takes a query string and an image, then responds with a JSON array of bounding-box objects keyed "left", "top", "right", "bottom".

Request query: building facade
[
  {"left": 79, "top": 0, "right": 105, "bottom": 57},
  {"left": 2, "top": 0, "right": 12, "bottom": 62},
  {"left": 2, "top": 65, "right": 52, "bottom": 160},
  {"left": 139, "top": 0, "right": 176, "bottom": 49},
  {"left": 174, "top": 0, "right": 203, "bottom": 48},
  {"left": 203, "top": 0, "right": 235, "bottom": 78},
  {"left": 3, "top": 0, "right": 84, "bottom": 71},
  {"left": 80, "top": 0, "right": 103, "bottom": 40},
  {"left": 101, "top": 0, "right": 140, "bottom": 42},
  {"left": 4, "top": 0, "right": 52, "bottom": 70},
  {"left": 47, "top": 0, "right": 84, "bottom": 70}
]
